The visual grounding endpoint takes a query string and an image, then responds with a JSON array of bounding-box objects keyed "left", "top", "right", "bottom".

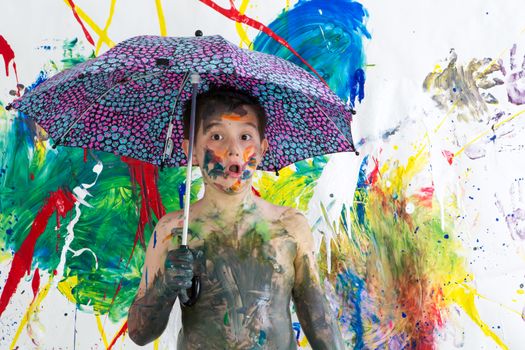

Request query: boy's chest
[{"left": 186, "top": 218, "right": 298, "bottom": 292}]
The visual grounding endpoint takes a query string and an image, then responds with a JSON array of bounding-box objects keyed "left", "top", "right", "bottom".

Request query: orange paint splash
[
  {"left": 243, "top": 146, "right": 255, "bottom": 162},
  {"left": 221, "top": 114, "right": 243, "bottom": 121}
]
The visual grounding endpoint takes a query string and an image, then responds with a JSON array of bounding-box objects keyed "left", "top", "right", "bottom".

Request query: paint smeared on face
[{"left": 197, "top": 110, "right": 263, "bottom": 195}]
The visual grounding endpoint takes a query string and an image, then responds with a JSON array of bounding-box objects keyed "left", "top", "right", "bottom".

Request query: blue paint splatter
[
  {"left": 292, "top": 322, "right": 302, "bottom": 341},
  {"left": 337, "top": 269, "right": 367, "bottom": 350},
  {"left": 153, "top": 230, "right": 157, "bottom": 248},
  {"left": 178, "top": 182, "right": 185, "bottom": 210},
  {"left": 354, "top": 155, "right": 370, "bottom": 224},
  {"left": 253, "top": 0, "right": 370, "bottom": 107},
  {"left": 258, "top": 330, "right": 267, "bottom": 345}
]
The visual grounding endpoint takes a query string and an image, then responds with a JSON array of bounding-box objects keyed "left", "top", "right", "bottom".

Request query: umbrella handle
[{"left": 178, "top": 275, "right": 201, "bottom": 307}]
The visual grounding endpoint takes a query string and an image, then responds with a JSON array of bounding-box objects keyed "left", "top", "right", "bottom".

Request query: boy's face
[{"left": 183, "top": 105, "right": 268, "bottom": 195}]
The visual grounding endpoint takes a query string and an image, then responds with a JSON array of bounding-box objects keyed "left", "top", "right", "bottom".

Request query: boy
[{"left": 127, "top": 87, "right": 344, "bottom": 349}]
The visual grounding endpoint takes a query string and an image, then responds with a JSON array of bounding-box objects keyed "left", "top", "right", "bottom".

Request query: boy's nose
[{"left": 227, "top": 141, "right": 241, "bottom": 158}]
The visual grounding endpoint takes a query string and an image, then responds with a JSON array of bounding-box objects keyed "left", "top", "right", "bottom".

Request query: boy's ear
[
  {"left": 182, "top": 139, "right": 199, "bottom": 165},
  {"left": 260, "top": 138, "right": 269, "bottom": 160}
]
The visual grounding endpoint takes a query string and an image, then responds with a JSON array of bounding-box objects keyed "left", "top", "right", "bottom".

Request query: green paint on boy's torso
[{"left": 172, "top": 202, "right": 299, "bottom": 350}]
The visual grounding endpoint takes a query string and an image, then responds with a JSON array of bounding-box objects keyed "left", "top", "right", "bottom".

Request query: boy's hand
[{"left": 162, "top": 246, "right": 195, "bottom": 297}]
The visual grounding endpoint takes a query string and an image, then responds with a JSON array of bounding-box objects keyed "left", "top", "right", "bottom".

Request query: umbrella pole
[{"left": 181, "top": 72, "right": 201, "bottom": 246}]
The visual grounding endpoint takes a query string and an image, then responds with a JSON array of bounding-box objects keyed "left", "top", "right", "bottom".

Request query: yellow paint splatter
[
  {"left": 96, "top": 314, "right": 109, "bottom": 348},
  {"left": 62, "top": 0, "right": 115, "bottom": 49},
  {"left": 95, "top": 0, "right": 118, "bottom": 55},
  {"left": 445, "top": 282, "right": 509, "bottom": 350},
  {"left": 155, "top": 0, "right": 167, "bottom": 36},
  {"left": 57, "top": 275, "right": 79, "bottom": 303},
  {"left": 455, "top": 108, "right": 525, "bottom": 157},
  {"left": 235, "top": 0, "right": 253, "bottom": 49},
  {"left": 10, "top": 276, "right": 53, "bottom": 349}
]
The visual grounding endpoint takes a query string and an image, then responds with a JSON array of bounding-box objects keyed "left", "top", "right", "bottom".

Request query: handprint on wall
[
  {"left": 499, "top": 43, "right": 525, "bottom": 105},
  {"left": 423, "top": 49, "right": 503, "bottom": 122},
  {"left": 495, "top": 180, "right": 525, "bottom": 240}
]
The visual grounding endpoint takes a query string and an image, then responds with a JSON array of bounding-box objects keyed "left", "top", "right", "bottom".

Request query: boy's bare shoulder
[
  {"left": 254, "top": 196, "right": 310, "bottom": 237},
  {"left": 153, "top": 209, "right": 185, "bottom": 246}
]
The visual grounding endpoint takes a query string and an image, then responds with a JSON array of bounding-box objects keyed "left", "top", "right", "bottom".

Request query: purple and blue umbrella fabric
[{"left": 10, "top": 35, "right": 356, "bottom": 171}]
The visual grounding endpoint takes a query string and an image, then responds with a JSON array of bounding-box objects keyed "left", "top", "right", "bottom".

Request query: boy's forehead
[{"left": 201, "top": 106, "right": 260, "bottom": 132}]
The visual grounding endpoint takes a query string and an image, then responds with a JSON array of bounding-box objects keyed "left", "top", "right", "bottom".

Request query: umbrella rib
[
  {"left": 304, "top": 94, "right": 356, "bottom": 152},
  {"left": 54, "top": 71, "right": 164, "bottom": 146},
  {"left": 161, "top": 71, "right": 191, "bottom": 166}
]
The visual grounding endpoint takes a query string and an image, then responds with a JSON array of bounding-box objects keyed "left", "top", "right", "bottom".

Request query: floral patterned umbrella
[{"left": 9, "top": 34, "right": 357, "bottom": 173}]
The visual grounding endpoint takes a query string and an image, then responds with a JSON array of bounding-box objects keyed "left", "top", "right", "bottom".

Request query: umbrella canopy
[{"left": 9, "top": 34, "right": 357, "bottom": 172}]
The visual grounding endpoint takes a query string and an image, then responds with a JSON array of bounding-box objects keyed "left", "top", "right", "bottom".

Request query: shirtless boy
[{"left": 127, "top": 88, "right": 344, "bottom": 349}]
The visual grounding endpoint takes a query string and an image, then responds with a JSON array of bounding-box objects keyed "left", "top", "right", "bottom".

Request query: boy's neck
[{"left": 199, "top": 181, "right": 257, "bottom": 220}]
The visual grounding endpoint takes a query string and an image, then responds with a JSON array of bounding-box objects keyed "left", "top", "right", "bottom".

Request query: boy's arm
[
  {"left": 289, "top": 210, "right": 345, "bottom": 350},
  {"left": 127, "top": 215, "right": 178, "bottom": 346}
]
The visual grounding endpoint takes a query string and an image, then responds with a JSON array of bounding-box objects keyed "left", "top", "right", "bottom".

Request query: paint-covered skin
[
  {"left": 128, "top": 105, "right": 344, "bottom": 348},
  {"left": 176, "top": 200, "right": 298, "bottom": 349},
  {"left": 129, "top": 196, "right": 343, "bottom": 349}
]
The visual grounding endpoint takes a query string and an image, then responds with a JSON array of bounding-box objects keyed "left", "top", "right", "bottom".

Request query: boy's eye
[
  {"left": 241, "top": 134, "right": 252, "bottom": 141},
  {"left": 211, "top": 134, "right": 223, "bottom": 141}
]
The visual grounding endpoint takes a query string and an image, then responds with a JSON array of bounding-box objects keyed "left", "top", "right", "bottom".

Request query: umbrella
[{"left": 7, "top": 32, "right": 358, "bottom": 305}]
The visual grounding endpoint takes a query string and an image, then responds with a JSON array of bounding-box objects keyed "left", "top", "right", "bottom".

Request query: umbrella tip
[
  {"left": 195, "top": 30, "right": 203, "bottom": 37},
  {"left": 5, "top": 103, "right": 12, "bottom": 111},
  {"left": 355, "top": 150, "right": 360, "bottom": 156}
]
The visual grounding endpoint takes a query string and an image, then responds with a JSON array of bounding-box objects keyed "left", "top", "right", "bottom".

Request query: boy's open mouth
[
  {"left": 228, "top": 164, "right": 242, "bottom": 178},
  {"left": 228, "top": 164, "right": 241, "bottom": 174}
]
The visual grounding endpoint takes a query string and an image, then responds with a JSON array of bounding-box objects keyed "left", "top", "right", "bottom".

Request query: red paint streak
[
  {"left": 0, "top": 35, "right": 15, "bottom": 76},
  {"left": 65, "top": 0, "right": 95, "bottom": 46},
  {"left": 107, "top": 281, "right": 122, "bottom": 314},
  {"left": 251, "top": 186, "right": 261, "bottom": 197},
  {"left": 121, "top": 157, "right": 166, "bottom": 266},
  {"left": 56, "top": 232, "right": 61, "bottom": 253},
  {"left": 366, "top": 157, "right": 380, "bottom": 185},
  {"left": 441, "top": 150, "right": 454, "bottom": 165},
  {"left": 31, "top": 268, "right": 40, "bottom": 301},
  {"left": 83, "top": 148, "right": 88, "bottom": 163},
  {"left": 0, "top": 35, "right": 20, "bottom": 93},
  {"left": 107, "top": 321, "right": 128, "bottom": 350},
  {"left": 198, "top": 0, "right": 328, "bottom": 86},
  {"left": 30, "top": 173, "right": 35, "bottom": 181},
  {"left": 0, "top": 189, "right": 76, "bottom": 316},
  {"left": 414, "top": 186, "right": 434, "bottom": 208}
]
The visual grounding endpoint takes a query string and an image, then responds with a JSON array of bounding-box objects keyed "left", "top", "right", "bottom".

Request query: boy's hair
[{"left": 182, "top": 86, "right": 267, "bottom": 140}]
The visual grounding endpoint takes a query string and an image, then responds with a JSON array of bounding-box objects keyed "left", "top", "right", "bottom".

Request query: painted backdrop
[{"left": 1, "top": 0, "right": 525, "bottom": 349}]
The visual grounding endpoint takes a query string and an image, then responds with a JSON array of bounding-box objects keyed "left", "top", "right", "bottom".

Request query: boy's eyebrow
[
  {"left": 203, "top": 120, "right": 258, "bottom": 133},
  {"left": 203, "top": 121, "right": 222, "bottom": 133}
]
